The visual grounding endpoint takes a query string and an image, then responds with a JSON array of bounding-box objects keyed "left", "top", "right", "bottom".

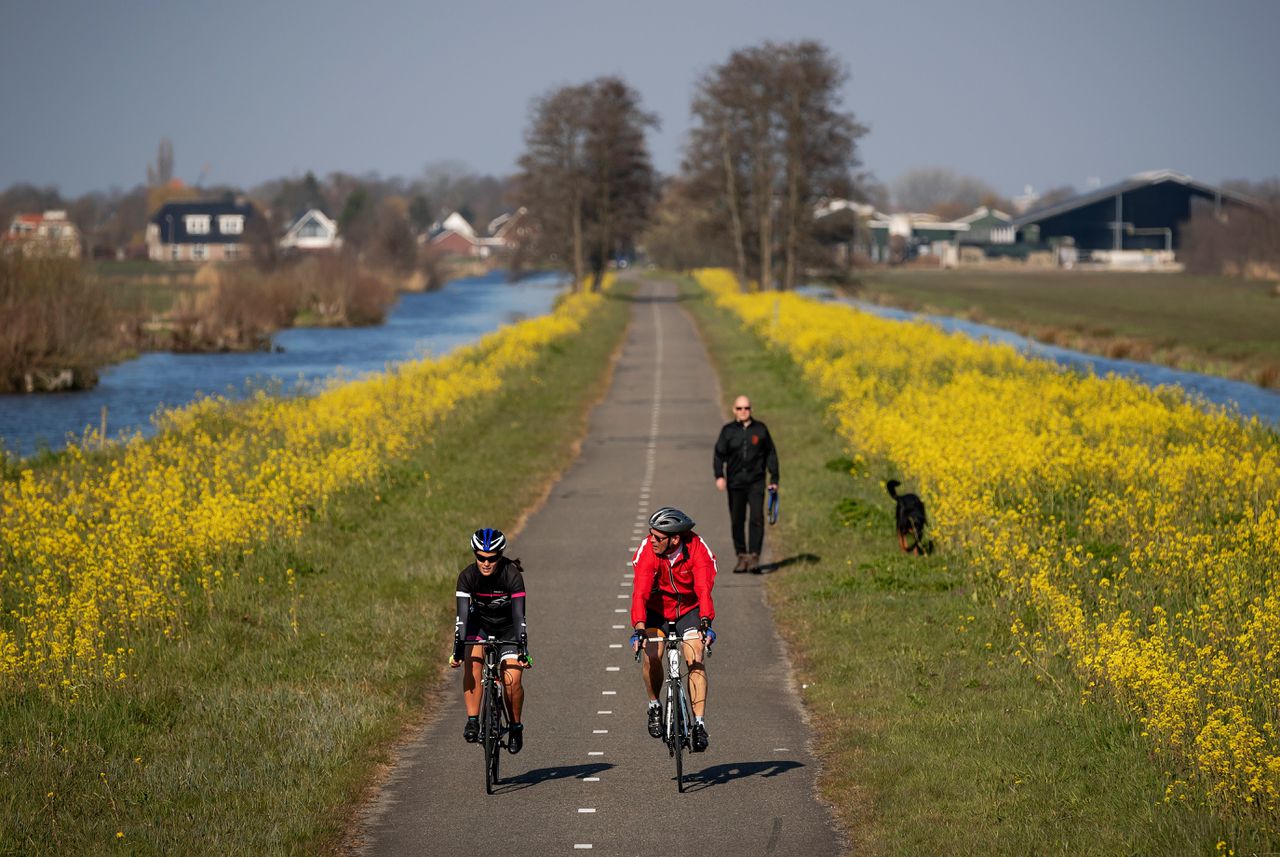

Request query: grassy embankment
[
  {"left": 677, "top": 272, "right": 1275, "bottom": 856},
  {"left": 0, "top": 282, "right": 631, "bottom": 855},
  {"left": 854, "top": 269, "right": 1280, "bottom": 389}
]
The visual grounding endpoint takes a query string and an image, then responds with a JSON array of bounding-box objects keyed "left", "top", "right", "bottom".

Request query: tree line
[
  {"left": 0, "top": 154, "right": 516, "bottom": 276},
  {"left": 515, "top": 40, "right": 873, "bottom": 291}
]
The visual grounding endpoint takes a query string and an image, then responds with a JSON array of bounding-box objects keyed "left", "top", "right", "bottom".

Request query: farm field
[
  {"left": 0, "top": 281, "right": 630, "bottom": 853},
  {"left": 854, "top": 269, "right": 1280, "bottom": 388},
  {"left": 684, "top": 268, "right": 1280, "bottom": 854}
]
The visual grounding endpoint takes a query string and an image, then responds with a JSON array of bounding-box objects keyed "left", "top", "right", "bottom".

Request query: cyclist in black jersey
[{"left": 450, "top": 527, "right": 530, "bottom": 753}]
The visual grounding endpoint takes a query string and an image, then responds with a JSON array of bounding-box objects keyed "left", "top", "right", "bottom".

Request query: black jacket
[{"left": 713, "top": 419, "right": 779, "bottom": 489}]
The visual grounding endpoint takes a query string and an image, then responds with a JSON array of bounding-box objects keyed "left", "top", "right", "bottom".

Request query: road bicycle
[
  {"left": 636, "top": 622, "right": 711, "bottom": 792},
  {"left": 473, "top": 636, "right": 521, "bottom": 794}
]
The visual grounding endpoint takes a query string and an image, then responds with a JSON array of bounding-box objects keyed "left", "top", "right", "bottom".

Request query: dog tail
[{"left": 886, "top": 479, "right": 900, "bottom": 499}]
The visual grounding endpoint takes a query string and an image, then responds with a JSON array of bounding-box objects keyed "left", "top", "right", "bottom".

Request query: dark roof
[
  {"left": 151, "top": 199, "right": 257, "bottom": 244},
  {"left": 1012, "top": 170, "right": 1260, "bottom": 229}
]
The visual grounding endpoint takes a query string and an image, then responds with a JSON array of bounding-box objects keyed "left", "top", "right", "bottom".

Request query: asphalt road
[{"left": 353, "top": 279, "right": 843, "bottom": 856}]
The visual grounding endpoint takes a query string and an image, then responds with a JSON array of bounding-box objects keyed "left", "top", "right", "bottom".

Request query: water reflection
[
  {"left": 0, "top": 271, "right": 569, "bottom": 458},
  {"left": 797, "top": 286, "right": 1280, "bottom": 427}
]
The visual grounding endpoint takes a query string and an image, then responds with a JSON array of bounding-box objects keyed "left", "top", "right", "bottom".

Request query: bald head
[{"left": 733, "top": 396, "right": 752, "bottom": 424}]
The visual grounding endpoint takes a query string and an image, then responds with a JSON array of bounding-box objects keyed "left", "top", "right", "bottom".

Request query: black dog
[{"left": 886, "top": 480, "right": 927, "bottom": 555}]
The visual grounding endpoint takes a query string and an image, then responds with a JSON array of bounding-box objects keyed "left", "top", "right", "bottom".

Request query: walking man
[{"left": 713, "top": 395, "right": 779, "bottom": 573}]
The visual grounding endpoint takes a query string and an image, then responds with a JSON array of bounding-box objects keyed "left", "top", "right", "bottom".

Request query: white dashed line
[
  {"left": 574, "top": 846, "right": 592, "bottom": 851},
  {"left": 609, "top": 643, "right": 623, "bottom": 648},
  {"left": 597, "top": 710, "right": 612, "bottom": 714},
  {"left": 578, "top": 808, "right": 597, "bottom": 813},
  {"left": 583, "top": 777, "right": 600, "bottom": 782},
  {"left": 606, "top": 667, "right": 620, "bottom": 672},
  {"left": 601, "top": 690, "right": 617, "bottom": 695},
  {"left": 614, "top": 608, "right": 626, "bottom": 613},
  {"left": 611, "top": 625, "right": 624, "bottom": 630},
  {"left": 588, "top": 751, "right": 604, "bottom": 756},
  {"left": 593, "top": 729, "right": 609, "bottom": 734}
]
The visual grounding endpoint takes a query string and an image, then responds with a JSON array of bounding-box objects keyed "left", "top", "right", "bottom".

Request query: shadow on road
[
  {"left": 754, "top": 553, "right": 820, "bottom": 575},
  {"left": 680, "top": 759, "right": 804, "bottom": 792},
  {"left": 495, "top": 762, "right": 615, "bottom": 793},
  {"left": 616, "top": 291, "right": 695, "bottom": 304}
]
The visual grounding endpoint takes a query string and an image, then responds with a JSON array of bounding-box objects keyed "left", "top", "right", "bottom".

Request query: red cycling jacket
[{"left": 630, "top": 532, "right": 717, "bottom": 627}]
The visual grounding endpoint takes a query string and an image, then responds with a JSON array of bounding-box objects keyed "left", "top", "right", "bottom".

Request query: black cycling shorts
[
  {"left": 463, "top": 620, "right": 521, "bottom": 662},
  {"left": 643, "top": 607, "right": 702, "bottom": 641}
]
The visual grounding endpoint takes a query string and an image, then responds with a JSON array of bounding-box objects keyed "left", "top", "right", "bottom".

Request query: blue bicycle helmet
[{"left": 470, "top": 527, "right": 507, "bottom": 553}]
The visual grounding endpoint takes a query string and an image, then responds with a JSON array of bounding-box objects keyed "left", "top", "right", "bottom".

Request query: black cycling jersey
[{"left": 454, "top": 557, "right": 527, "bottom": 647}]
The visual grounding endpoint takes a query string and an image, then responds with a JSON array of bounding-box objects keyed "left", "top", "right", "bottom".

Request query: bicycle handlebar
[{"left": 630, "top": 627, "right": 715, "bottom": 660}]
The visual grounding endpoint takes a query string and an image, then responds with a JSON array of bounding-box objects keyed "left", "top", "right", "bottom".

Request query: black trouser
[{"left": 727, "top": 481, "right": 765, "bottom": 555}]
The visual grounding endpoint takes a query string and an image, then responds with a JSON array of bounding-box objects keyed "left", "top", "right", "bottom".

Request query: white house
[{"left": 280, "top": 209, "right": 341, "bottom": 252}]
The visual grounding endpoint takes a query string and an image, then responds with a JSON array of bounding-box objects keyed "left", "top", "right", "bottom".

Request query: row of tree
[{"left": 513, "top": 40, "right": 872, "bottom": 291}]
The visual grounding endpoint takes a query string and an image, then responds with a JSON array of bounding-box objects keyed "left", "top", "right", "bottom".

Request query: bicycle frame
[
  {"left": 471, "top": 636, "right": 519, "bottom": 794},
  {"left": 653, "top": 623, "right": 697, "bottom": 792}
]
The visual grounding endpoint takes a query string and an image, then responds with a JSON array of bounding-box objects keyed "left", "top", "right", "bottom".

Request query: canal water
[
  {"left": 798, "top": 286, "right": 1280, "bottom": 428},
  {"left": 0, "top": 271, "right": 569, "bottom": 459}
]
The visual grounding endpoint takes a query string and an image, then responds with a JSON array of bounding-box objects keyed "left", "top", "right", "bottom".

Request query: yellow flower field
[
  {"left": 696, "top": 268, "right": 1280, "bottom": 825},
  {"left": 0, "top": 286, "right": 605, "bottom": 695}
]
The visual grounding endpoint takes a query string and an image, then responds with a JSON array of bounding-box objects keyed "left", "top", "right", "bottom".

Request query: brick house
[
  {"left": 3, "top": 210, "right": 82, "bottom": 258},
  {"left": 146, "top": 199, "right": 258, "bottom": 262}
]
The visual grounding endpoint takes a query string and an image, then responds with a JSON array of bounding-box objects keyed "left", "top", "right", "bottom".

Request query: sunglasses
[
  {"left": 474, "top": 552, "right": 502, "bottom": 564},
  {"left": 734, "top": 405, "right": 752, "bottom": 411},
  {"left": 649, "top": 531, "right": 676, "bottom": 542}
]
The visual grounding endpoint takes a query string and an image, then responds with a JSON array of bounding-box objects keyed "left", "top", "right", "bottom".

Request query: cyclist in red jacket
[{"left": 628, "top": 507, "right": 718, "bottom": 752}]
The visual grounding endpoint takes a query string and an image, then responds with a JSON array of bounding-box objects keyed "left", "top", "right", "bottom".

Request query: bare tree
[
  {"left": 891, "top": 167, "right": 999, "bottom": 215},
  {"left": 775, "top": 41, "right": 865, "bottom": 290},
  {"left": 146, "top": 138, "right": 175, "bottom": 187},
  {"left": 581, "top": 77, "right": 659, "bottom": 289},
  {"left": 517, "top": 84, "right": 592, "bottom": 288},
  {"left": 684, "top": 41, "right": 865, "bottom": 290},
  {"left": 517, "top": 77, "right": 658, "bottom": 291}
]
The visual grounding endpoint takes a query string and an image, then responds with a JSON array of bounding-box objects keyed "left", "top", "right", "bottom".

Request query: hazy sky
[{"left": 3, "top": 0, "right": 1277, "bottom": 200}]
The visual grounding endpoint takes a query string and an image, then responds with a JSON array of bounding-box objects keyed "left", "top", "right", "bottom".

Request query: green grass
[
  {"left": 853, "top": 269, "right": 1280, "bottom": 387},
  {"left": 676, "top": 272, "right": 1276, "bottom": 855},
  {"left": 0, "top": 285, "right": 632, "bottom": 856},
  {"left": 89, "top": 260, "right": 203, "bottom": 316}
]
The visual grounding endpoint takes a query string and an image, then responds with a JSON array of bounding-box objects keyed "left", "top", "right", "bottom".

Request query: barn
[{"left": 1012, "top": 170, "right": 1257, "bottom": 255}]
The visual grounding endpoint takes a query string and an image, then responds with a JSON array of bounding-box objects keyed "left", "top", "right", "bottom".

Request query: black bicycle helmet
[
  {"left": 648, "top": 507, "right": 695, "bottom": 534},
  {"left": 470, "top": 527, "right": 507, "bottom": 553}
]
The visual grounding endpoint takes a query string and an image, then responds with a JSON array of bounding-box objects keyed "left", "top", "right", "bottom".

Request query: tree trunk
[
  {"left": 572, "top": 194, "right": 585, "bottom": 292},
  {"left": 755, "top": 139, "right": 772, "bottom": 292},
  {"left": 721, "top": 128, "right": 748, "bottom": 290},
  {"left": 784, "top": 141, "right": 800, "bottom": 292}
]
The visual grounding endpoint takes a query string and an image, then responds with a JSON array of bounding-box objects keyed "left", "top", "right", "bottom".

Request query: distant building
[
  {"left": 427, "top": 211, "right": 483, "bottom": 257},
  {"left": 484, "top": 207, "right": 531, "bottom": 254},
  {"left": 1011, "top": 170, "right": 1258, "bottom": 259},
  {"left": 147, "top": 198, "right": 257, "bottom": 262},
  {"left": 956, "top": 206, "right": 1015, "bottom": 245},
  {"left": 280, "top": 208, "right": 340, "bottom": 252},
  {"left": 4, "top": 210, "right": 82, "bottom": 258},
  {"left": 867, "top": 212, "right": 970, "bottom": 263},
  {"left": 427, "top": 209, "right": 530, "bottom": 259}
]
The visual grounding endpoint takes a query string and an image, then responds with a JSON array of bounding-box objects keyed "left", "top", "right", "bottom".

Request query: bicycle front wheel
[
  {"left": 670, "top": 688, "right": 685, "bottom": 792},
  {"left": 482, "top": 682, "right": 503, "bottom": 793}
]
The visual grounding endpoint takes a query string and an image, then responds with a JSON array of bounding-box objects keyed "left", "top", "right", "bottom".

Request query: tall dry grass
[
  {"left": 168, "top": 255, "right": 397, "bottom": 351},
  {"left": 0, "top": 251, "right": 114, "bottom": 392}
]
